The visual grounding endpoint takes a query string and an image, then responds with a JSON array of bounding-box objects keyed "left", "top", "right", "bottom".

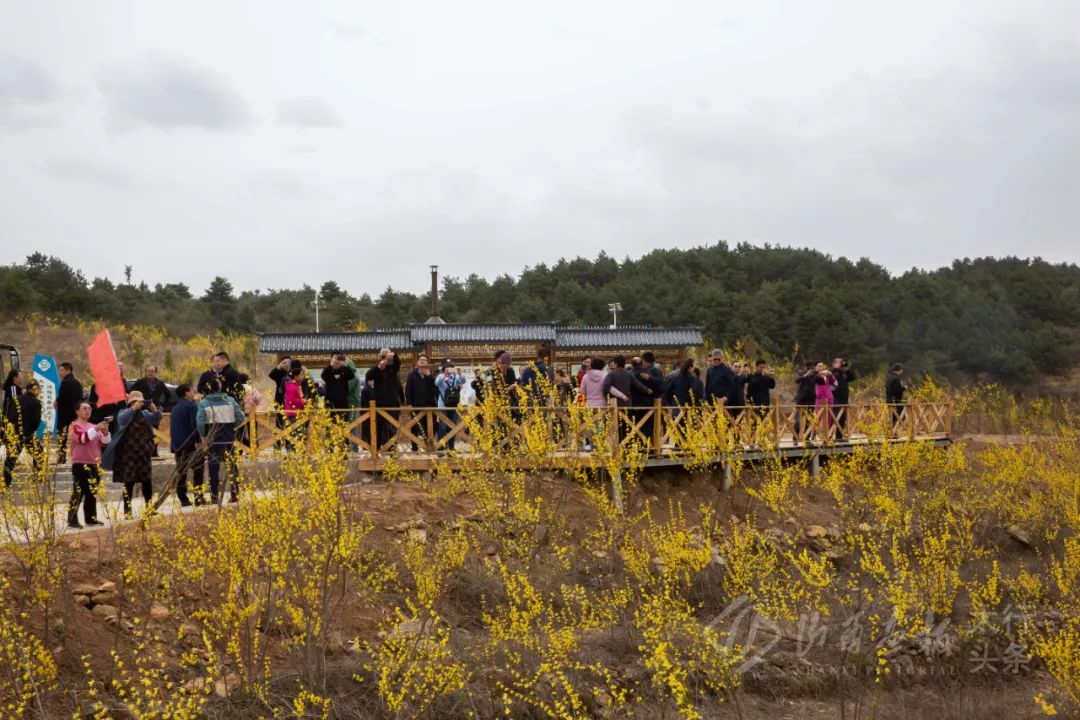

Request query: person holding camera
[
  {"left": 366, "top": 349, "right": 403, "bottom": 448},
  {"left": 435, "top": 360, "right": 466, "bottom": 450},
  {"left": 747, "top": 360, "right": 776, "bottom": 419},
  {"left": 321, "top": 354, "right": 356, "bottom": 411},
  {"left": 832, "top": 358, "right": 856, "bottom": 437},
  {"left": 66, "top": 400, "right": 110, "bottom": 528},
  {"left": 814, "top": 361, "right": 838, "bottom": 439},
  {"left": 727, "top": 361, "right": 751, "bottom": 419},
  {"left": 102, "top": 391, "right": 163, "bottom": 518},
  {"left": 793, "top": 362, "right": 818, "bottom": 441}
]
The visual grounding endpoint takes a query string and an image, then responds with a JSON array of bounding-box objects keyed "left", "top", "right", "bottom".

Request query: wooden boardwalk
[{"left": 149, "top": 401, "right": 952, "bottom": 473}]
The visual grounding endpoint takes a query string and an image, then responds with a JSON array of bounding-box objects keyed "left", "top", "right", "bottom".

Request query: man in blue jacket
[
  {"left": 196, "top": 379, "right": 246, "bottom": 505},
  {"left": 169, "top": 384, "right": 203, "bottom": 506}
]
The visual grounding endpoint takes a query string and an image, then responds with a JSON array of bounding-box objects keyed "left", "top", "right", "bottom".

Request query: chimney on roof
[{"left": 425, "top": 265, "right": 446, "bottom": 325}]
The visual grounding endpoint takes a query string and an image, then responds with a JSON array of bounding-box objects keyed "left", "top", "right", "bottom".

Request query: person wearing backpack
[
  {"left": 196, "top": 378, "right": 246, "bottom": 505},
  {"left": 435, "top": 360, "right": 466, "bottom": 451}
]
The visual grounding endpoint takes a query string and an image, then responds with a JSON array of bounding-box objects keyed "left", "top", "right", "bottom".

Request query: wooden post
[
  {"left": 722, "top": 459, "right": 733, "bottom": 491},
  {"left": 773, "top": 404, "right": 781, "bottom": 448},
  {"left": 944, "top": 402, "right": 952, "bottom": 437},
  {"left": 652, "top": 398, "right": 663, "bottom": 457},
  {"left": 368, "top": 401, "right": 378, "bottom": 458},
  {"left": 609, "top": 398, "right": 623, "bottom": 513},
  {"left": 810, "top": 452, "right": 820, "bottom": 478}
]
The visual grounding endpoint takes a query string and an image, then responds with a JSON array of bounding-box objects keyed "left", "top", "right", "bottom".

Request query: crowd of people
[
  {"left": 261, "top": 347, "right": 909, "bottom": 444},
  {"left": 1, "top": 351, "right": 254, "bottom": 524},
  {"left": 0, "top": 346, "right": 910, "bottom": 526}
]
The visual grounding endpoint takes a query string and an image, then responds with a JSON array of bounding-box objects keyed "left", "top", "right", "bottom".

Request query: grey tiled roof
[
  {"left": 259, "top": 331, "right": 415, "bottom": 354},
  {"left": 555, "top": 326, "right": 703, "bottom": 348},
  {"left": 260, "top": 324, "right": 703, "bottom": 353},
  {"left": 409, "top": 323, "right": 558, "bottom": 342}
]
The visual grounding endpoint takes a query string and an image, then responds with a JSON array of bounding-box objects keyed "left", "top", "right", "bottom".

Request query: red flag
[{"left": 87, "top": 330, "right": 125, "bottom": 406}]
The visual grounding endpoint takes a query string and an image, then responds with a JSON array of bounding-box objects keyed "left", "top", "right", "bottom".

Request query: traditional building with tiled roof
[
  {"left": 259, "top": 323, "right": 703, "bottom": 372},
  {"left": 259, "top": 267, "right": 704, "bottom": 372}
]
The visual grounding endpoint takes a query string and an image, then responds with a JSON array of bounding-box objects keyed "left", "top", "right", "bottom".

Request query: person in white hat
[{"left": 101, "top": 390, "right": 162, "bottom": 518}]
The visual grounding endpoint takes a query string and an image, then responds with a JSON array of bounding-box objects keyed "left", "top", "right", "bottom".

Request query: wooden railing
[{"left": 153, "top": 401, "right": 951, "bottom": 465}]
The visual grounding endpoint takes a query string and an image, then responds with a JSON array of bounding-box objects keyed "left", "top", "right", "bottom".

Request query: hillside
[{"left": 1, "top": 244, "right": 1078, "bottom": 385}]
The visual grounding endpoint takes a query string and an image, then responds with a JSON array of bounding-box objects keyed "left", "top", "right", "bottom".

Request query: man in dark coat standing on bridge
[
  {"left": 366, "top": 348, "right": 402, "bottom": 448},
  {"left": 633, "top": 351, "right": 666, "bottom": 441},
  {"left": 704, "top": 349, "right": 734, "bottom": 406},
  {"left": 885, "top": 363, "right": 907, "bottom": 435},
  {"left": 831, "top": 358, "right": 856, "bottom": 436},
  {"left": 404, "top": 355, "right": 438, "bottom": 450},
  {"left": 321, "top": 354, "right": 356, "bottom": 411},
  {"left": 746, "top": 360, "right": 775, "bottom": 419}
]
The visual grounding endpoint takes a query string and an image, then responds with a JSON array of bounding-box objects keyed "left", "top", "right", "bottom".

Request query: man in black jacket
[
  {"left": 404, "top": 355, "right": 438, "bottom": 450},
  {"left": 320, "top": 354, "right": 356, "bottom": 449},
  {"left": 197, "top": 352, "right": 243, "bottom": 402},
  {"left": 704, "top": 349, "right": 735, "bottom": 405},
  {"left": 268, "top": 356, "right": 292, "bottom": 442},
  {"left": 132, "top": 365, "right": 169, "bottom": 408},
  {"left": 55, "top": 362, "right": 83, "bottom": 463},
  {"left": 604, "top": 355, "right": 653, "bottom": 443},
  {"left": 746, "top": 360, "right": 776, "bottom": 418},
  {"left": 885, "top": 363, "right": 907, "bottom": 434},
  {"left": 603, "top": 355, "right": 653, "bottom": 409},
  {"left": 321, "top": 354, "right": 356, "bottom": 410},
  {"left": 727, "top": 362, "right": 751, "bottom": 419},
  {"left": 269, "top": 356, "right": 292, "bottom": 407},
  {"left": 366, "top": 349, "right": 402, "bottom": 448},
  {"left": 793, "top": 362, "right": 818, "bottom": 441},
  {"left": 633, "top": 351, "right": 665, "bottom": 442},
  {"left": 832, "top": 358, "right": 856, "bottom": 436}
]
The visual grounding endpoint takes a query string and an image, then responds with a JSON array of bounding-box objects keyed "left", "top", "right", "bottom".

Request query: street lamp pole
[
  {"left": 312, "top": 291, "right": 323, "bottom": 333},
  {"left": 608, "top": 302, "right": 622, "bottom": 329}
]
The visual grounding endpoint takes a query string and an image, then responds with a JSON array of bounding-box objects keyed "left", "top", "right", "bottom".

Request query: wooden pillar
[
  {"left": 722, "top": 459, "right": 733, "bottom": 491},
  {"left": 609, "top": 398, "right": 623, "bottom": 513},
  {"left": 368, "top": 401, "right": 378, "bottom": 457},
  {"left": 651, "top": 398, "right": 663, "bottom": 457},
  {"left": 810, "top": 452, "right": 820, "bottom": 478}
]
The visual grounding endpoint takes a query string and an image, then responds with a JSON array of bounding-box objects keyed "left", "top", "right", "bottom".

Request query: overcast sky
[{"left": 1, "top": 1, "right": 1077, "bottom": 297}]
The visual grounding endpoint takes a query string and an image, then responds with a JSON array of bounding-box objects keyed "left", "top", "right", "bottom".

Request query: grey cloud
[
  {"left": 613, "top": 28, "right": 1080, "bottom": 271},
  {"left": 0, "top": 53, "right": 62, "bottom": 128},
  {"left": 97, "top": 55, "right": 253, "bottom": 132},
  {"left": 276, "top": 96, "right": 342, "bottom": 128},
  {"left": 44, "top": 155, "right": 135, "bottom": 190}
]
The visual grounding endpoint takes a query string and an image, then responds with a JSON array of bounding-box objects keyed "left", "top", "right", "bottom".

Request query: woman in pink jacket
[
  {"left": 283, "top": 368, "right": 306, "bottom": 419},
  {"left": 282, "top": 369, "right": 307, "bottom": 451},
  {"left": 67, "top": 400, "right": 110, "bottom": 528},
  {"left": 577, "top": 358, "right": 628, "bottom": 450},
  {"left": 813, "top": 361, "right": 838, "bottom": 438}
]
